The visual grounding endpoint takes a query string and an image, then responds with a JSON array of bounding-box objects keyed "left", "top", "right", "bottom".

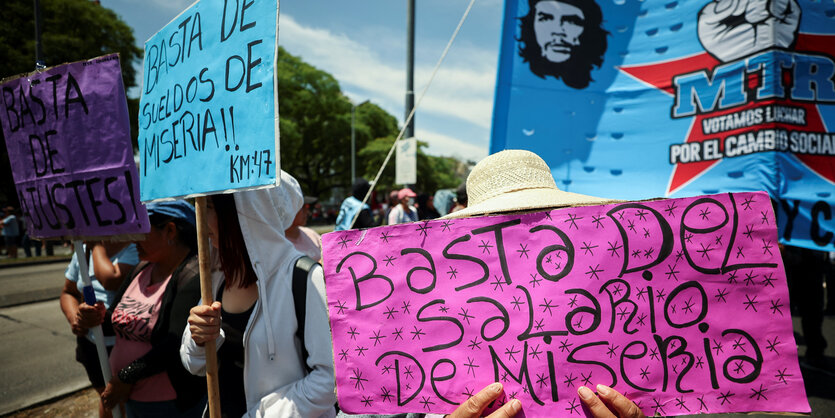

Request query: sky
[{"left": 102, "top": 0, "right": 505, "bottom": 163}]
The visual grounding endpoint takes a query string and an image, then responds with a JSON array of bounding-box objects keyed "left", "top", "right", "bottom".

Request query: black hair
[
  {"left": 456, "top": 183, "right": 468, "bottom": 206},
  {"left": 352, "top": 178, "right": 371, "bottom": 200},
  {"left": 149, "top": 213, "right": 197, "bottom": 254},
  {"left": 210, "top": 194, "right": 258, "bottom": 289}
]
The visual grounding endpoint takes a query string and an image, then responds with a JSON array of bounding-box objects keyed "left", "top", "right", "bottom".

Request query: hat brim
[{"left": 441, "top": 187, "right": 619, "bottom": 219}]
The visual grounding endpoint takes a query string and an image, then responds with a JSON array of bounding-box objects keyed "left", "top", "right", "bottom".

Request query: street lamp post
[
  {"left": 351, "top": 105, "right": 356, "bottom": 185},
  {"left": 405, "top": 0, "right": 415, "bottom": 139}
]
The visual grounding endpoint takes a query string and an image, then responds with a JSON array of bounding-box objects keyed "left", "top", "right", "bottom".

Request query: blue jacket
[{"left": 334, "top": 197, "right": 370, "bottom": 231}]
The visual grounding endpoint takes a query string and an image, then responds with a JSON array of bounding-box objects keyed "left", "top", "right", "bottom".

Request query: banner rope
[{"left": 348, "top": 0, "right": 478, "bottom": 230}]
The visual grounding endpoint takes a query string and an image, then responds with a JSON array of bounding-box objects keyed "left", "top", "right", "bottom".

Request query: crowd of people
[
  {"left": 332, "top": 179, "right": 468, "bottom": 232},
  {"left": 0, "top": 149, "right": 816, "bottom": 417},
  {"left": 1, "top": 205, "right": 66, "bottom": 259},
  {"left": 45, "top": 150, "right": 660, "bottom": 418},
  {"left": 1, "top": 205, "right": 55, "bottom": 258}
]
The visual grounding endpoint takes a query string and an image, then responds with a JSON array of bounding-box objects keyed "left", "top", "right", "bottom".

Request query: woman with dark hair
[
  {"left": 181, "top": 171, "right": 336, "bottom": 417},
  {"left": 79, "top": 201, "right": 206, "bottom": 417},
  {"left": 416, "top": 193, "right": 441, "bottom": 220},
  {"left": 450, "top": 183, "right": 468, "bottom": 214}
]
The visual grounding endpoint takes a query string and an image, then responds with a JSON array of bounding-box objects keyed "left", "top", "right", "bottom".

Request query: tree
[
  {"left": 277, "top": 47, "right": 465, "bottom": 201},
  {"left": 277, "top": 47, "right": 399, "bottom": 198},
  {"left": 358, "top": 137, "right": 465, "bottom": 195},
  {"left": 276, "top": 48, "right": 466, "bottom": 198},
  {"left": 0, "top": 0, "right": 142, "bottom": 205},
  {"left": 0, "top": 0, "right": 142, "bottom": 90}
]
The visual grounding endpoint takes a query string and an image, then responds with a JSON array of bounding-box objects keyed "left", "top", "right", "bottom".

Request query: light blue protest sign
[
  {"left": 139, "top": 0, "right": 279, "bottom": 201},
  {"left": 492, "top": 0, "right": 835, "bottom": 251}
]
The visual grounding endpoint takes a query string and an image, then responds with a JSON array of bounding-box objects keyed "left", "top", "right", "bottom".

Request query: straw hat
[{"left": 442, "top": 149, "right": 616, "bottom": 219}]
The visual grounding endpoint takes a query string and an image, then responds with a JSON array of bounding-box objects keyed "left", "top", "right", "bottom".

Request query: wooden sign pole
[{"left": 195, "top": 196, "right": 221, "bottom": 418}]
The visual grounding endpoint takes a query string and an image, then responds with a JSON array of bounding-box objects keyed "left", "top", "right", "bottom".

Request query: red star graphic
[{"left": 619, "top": 34, "right": 835, "bottom": 195}]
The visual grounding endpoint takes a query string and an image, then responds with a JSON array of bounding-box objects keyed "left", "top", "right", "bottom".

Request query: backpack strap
[{"left": 292, "top": 256, "right": 317, "bottom": 374}]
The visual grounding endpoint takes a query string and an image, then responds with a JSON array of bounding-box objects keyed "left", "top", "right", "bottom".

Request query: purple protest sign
[
  {"left": 1, "top": 54, "right": 149, "bottom": 239},
  {"left": 323, "top": 192, "right": 809, "bottom": 417}
]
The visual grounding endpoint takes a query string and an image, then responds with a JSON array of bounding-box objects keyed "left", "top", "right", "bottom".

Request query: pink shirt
[{"left": 109, "top": 267, "right": 177, "bottom": 402}]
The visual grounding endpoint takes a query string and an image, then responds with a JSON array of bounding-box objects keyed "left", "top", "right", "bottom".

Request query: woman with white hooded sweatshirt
[{"left": 181, "top": 171, "right": 336, "bottom": 418}]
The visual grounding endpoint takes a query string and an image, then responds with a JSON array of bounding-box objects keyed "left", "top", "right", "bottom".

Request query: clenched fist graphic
[{"left": 697, "top": 0, "right": 800, "bottom": 62}]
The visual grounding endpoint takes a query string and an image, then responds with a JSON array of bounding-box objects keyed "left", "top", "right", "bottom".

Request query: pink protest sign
[{"left": 322, "top": 192, "right": 810, "bottom": 417}]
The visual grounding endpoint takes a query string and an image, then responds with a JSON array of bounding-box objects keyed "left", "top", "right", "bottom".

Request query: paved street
[
  {"left": 0, "top": 262, "right": 68, "bottom": 308},
  {"left": 0, "top": 300, "right": 88, "bottom": 416}
]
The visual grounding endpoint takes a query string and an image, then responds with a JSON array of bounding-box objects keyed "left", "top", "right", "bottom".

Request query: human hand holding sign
[
  {"left": 188, "top": 301, "right": 222, "bottom": 346},
  {"left": 101, "top": 376, "right": 133, "bottom": 410},
  {"left": 77, "top": 301, "right": 106, "bottom": 329},
  {"left": 579, "top": 385, "right": 646, "bottom": 418},
  {"left": 444, "top": 383, "right": 644, "bottom": 418},
  {"left": 697, "top": 0, "right": 800, "bottom": 62},
  {"left": 447, "top": 383, "right": 521, "bottom": 418}
]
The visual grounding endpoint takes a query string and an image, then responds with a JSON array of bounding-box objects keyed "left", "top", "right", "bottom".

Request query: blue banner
[
  {"left": 492, "top": 0, "right": 835, "bottom": 251},
  {"left": 139, "top": 0, "right": 279, "bottom": 201}
]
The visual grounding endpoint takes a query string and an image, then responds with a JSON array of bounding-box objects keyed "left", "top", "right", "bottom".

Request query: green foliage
[
  {"left": 358, "top": 137, "right": 465, "bottom": 194},
  {"left": 277, "top": 46, "right": 464, "bottom": 200},
  {"left": 421, "top": 153, "right": 465, "bottom": 192},
  {"left": 0, "top": 0, "right": 142, "bottom": 205},
  {"left": 357, "top": 136, "right": 398, "bottom": 188},
  {"left": 277, "top": 47, "right": 400, "bottom": 198},
  {"left": 0, "top": 0, "right": 142, "bottom": 89}
]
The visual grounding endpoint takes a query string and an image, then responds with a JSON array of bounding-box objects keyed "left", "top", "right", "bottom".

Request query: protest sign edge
[
  {"left": 0, "top": 52, "right": 118, "bottom": 84},
  {"left": 139, "top": 183, "right": 280, "bottom": 204},
  {"left": 141, "top": 0, "right": 201, "bottom": 47},
  {"left": 34, "top": 233, "right": 148, "bottom": 242},
  {"left": 273, "top": 0, "right": 281, "bottom": 188}
]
